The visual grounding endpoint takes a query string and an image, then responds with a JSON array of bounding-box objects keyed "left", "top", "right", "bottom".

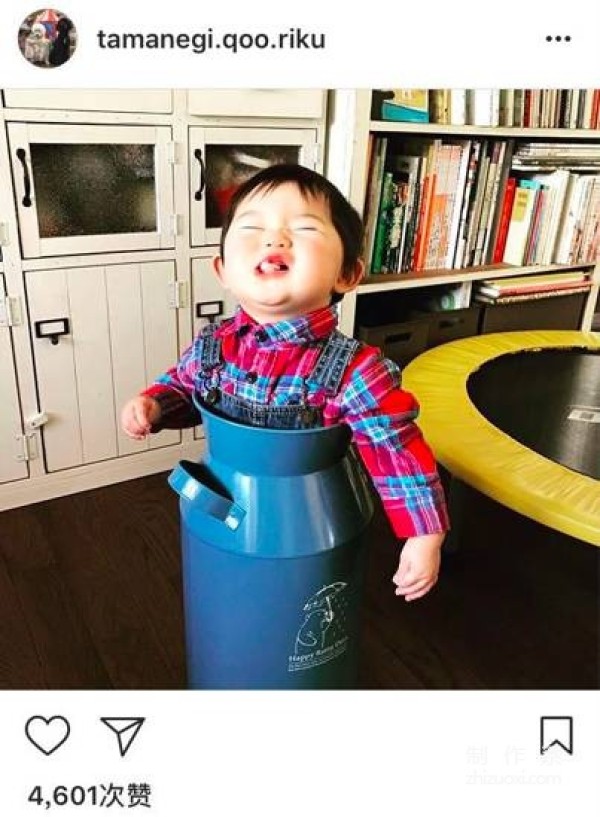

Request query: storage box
[
  {"left": 418, "top": 307, "right": 481, "bottom": 349},
  {"left": 478, "top": 292, "right": 587, "bottom": 334},
  {"left": 358, "top": 319, "right": 429, "bottom": 367}
]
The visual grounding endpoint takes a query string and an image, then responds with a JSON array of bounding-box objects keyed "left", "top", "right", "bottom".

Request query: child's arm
[
  {"left": 392, "top": 533, "right": 444, "bottom": 602},
  {"left": 337, "top": 347, "right": 449, "bottom": 598},
  {"left": 121, "top": 395, "right": 162, "bottom": 440},
  {"left": 121, "top": 334, "right": 205, "bottom": 437}
]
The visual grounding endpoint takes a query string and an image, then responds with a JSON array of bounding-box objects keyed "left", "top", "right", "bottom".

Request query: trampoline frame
[{"left": 403, "top": 330, "right": 600, "bottom": 547}]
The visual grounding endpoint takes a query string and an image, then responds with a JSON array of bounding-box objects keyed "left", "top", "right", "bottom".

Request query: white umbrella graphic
[{"left": 303, "top": 581, "right": 347, "bottom": 621}]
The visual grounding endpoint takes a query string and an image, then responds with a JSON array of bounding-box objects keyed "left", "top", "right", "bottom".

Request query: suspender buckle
[{"left": 205, "top": 387, "right": 220, "bottom": 406}]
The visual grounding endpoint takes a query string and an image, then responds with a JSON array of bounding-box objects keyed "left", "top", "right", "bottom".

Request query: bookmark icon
[
  {"left": 101, "top": 717, "right": 145, "bottom": 757},
  {"left": 540, "top": 716, "right": 573, "bottom": 756}
]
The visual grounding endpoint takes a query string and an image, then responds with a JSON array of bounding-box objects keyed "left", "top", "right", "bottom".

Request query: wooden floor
[{"left": 0, "top": 474, "right": 597, "bottom": 689}]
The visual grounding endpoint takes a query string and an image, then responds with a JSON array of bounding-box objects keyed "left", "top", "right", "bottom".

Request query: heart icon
[{"left": 25, "top": 716, "right": 71, "bottom": 756}]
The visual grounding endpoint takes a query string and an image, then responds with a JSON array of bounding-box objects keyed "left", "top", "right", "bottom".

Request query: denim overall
[
  {"left": 194, "top": 322, "right": 361, "bottom": 430},
  {"left": 169, "top": 323, "right": 374, "bottom": 689}
]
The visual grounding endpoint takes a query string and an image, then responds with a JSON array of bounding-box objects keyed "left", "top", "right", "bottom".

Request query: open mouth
[{"left": 256, "top": 256, "right": 290, "bottom": 275}]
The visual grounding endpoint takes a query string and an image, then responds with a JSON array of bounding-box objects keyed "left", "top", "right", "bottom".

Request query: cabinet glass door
[
  {"left": 189, "top": 127, "right": 318, "bottom": 246},
  {"left": 8, "top": 123, "right": 175, "bottom": 258},
  {"left": 0, "top": 274, "right": 29, "bottom": 483}
]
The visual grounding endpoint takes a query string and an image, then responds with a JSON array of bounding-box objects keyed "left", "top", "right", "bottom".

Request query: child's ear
[
  {"left": 333, "top": 259, "right": 365, "bottom": 294},
  {"left": 212, "top": 255, "right": 226, "bottom": 285}
]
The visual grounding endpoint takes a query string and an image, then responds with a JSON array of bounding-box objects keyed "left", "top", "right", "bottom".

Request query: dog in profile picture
[{"left": 19, "top": 8, "right": 77, "bottom": 68}]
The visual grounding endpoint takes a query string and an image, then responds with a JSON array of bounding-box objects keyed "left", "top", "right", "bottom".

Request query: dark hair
[{"left": 219, "top": 164, "right": 364, "bottom": 302}]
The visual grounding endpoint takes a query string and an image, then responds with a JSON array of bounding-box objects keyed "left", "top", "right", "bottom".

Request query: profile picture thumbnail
[{"left": 18, "top": 8, "right": 77, "bottom": 68}]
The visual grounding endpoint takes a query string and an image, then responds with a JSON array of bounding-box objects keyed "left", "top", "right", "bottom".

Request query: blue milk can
[{"left": 168, "top": 404, "right": 374, "bottom": 689}]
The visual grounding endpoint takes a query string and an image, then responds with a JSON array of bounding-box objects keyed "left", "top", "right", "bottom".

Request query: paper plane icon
[{"left": 100, "top": 717, "right": 145, "bottom": 757}]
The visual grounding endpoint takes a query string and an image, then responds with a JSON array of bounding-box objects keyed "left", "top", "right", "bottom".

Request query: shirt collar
[{"left": 220, "top": 305, "right": 339, "bottom": 346}]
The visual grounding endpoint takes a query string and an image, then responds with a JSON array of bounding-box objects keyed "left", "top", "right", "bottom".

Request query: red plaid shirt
[{"left": 145, "top": 305, "right": 449, "bottom": 539}]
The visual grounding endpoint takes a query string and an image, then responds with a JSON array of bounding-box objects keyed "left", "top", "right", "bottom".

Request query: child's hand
[
  {"left": 121, "top": 396, "right": 161, "bottom": 440},
  {"left": 392, "top": 532, "right": 445, "bottom": 602}
]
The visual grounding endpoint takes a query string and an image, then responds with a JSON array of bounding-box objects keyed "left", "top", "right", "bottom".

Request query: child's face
[{"left": 213, "top": 183, "right": 363, "bottom": 324}]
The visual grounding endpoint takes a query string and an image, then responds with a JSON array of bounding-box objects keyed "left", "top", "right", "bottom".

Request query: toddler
[{"left": 122, "top": 164, "right": 449, "bottom": 601}]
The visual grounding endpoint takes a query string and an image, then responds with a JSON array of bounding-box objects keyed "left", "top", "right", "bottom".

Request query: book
[
  {"left": 454, "top": 141, "right": 482, "bottom": 268},
  {"left": 475, "top": 141, "right": 506, "bottom": 265},
  {"left": 398, "top": 156, "right": 422, "bottom": 272},
  {"left": 530, "top": 169, "right": 571, "bottom": 263},
  {"left": 424, "top": 143, "right": 453, "bottom": 269},
  {"left": 492, "top": 177, "right": 517, "bottom": 263},
  {"left": 522, "top": 183, "right": 546, "bottom": 264},
  {"left": 363, "top": 137, "right": 388, "bottom": 274},
  {"left": 449, "top": 90, "right": 467, "bottom": 126},
  {"left": 555, "top": 174, "right": 587, "bottom": 263},
  {"left": 473, "top": 286, "right": 591, "bottom": 305},
  {"left": 371, "top": 170, "right": 396, "bottom": 272},
  {"left": 499, "top": 90, "right": 514, "bottom": 127},
  {"left": 513, "top": 90, "right": 525, "bottom": 127},
  {"left": 484, "top": 140, "right": 515, "bottom": 264},
  {"left": 429, "top": 90, "right": 450, "bottom": 125},
  {"left": 475, "top": 270, "right": 590, "bottom": 297},
  {"left": 382, "top": 178, "right": 409, "bottom": 272},
  {"left": 569, "top": 175, "right": 595, "bottom": 262},
  {"left": 444, "top": 140, "right": 472, "bottom": 268},
  {"left": 579, "top": 178, "right": 600, "bottom": 261},
  {"left": 466, "top": 89, "right": 500, "bottom": 126},
  {"left": 413, "top": 139, "right": 442, "bottom": 270},
  {"left": 393, "top": 154, "right": 421, "bottom": 272},
  {"left": 569, "top": 90, "right": 581, "bottom": 129},
  {"left": 464, "top": 141, "right": 491, "bottom": 266},
  {"left": 476, "top": 279, "right": 591, "bottom": 298},
  {"left": 502, "top": 180, "right": 539, "bottom": 265},
  {"left": 378, "top": 89, "right": 429, "bottom": 123}
]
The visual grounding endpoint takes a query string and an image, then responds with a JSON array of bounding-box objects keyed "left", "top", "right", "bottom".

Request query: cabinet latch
[
  {"left": 168, "top": 281, "right": 189, "bottom": 309},
  {"left": 167, "top": 141, "right": 180, "bottom": 165},
  {"left": 25, "top": 412, "right": 49, "bottom": 433},
  {"left": 15, "top": 432, "right": 39, "bottom": 463},
  {"left": 0, "top": 296, "right": 23, "bottom": 328}
]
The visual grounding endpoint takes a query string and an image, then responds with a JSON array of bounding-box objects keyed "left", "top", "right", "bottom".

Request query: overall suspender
[{"left": 195, "top": 323, "right": 360, "bottom": 424}]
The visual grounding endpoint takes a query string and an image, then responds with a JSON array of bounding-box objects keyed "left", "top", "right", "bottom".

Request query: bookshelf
[{"left": 326, "top": 91, "right": 600, "bottom": 338}]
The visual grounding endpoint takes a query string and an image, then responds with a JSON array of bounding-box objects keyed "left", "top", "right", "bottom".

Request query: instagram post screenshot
[{"left": 0, "top": 1, "right": 598, "bottom": 813}]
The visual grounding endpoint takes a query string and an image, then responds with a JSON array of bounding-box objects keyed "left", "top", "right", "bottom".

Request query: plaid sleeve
[
  {"left": 338, "top": 348, "right": 450, "bottom": 538},
  {"left": 141, "top": 337, "right": 203, "bottom": 430}
]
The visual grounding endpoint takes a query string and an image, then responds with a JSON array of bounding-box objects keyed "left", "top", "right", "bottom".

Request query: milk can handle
[{"left": 168, "top": 461, "right": 245, "bottom": 531}]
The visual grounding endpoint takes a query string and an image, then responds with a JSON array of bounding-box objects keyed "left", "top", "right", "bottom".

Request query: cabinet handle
[
  {"left": 438, "top": 318, "right": 462, "bottom": 329},
  {"left": 194, "top": 148, "right": 206, "bottom": 201},
  {"left": 34, "top": 318, "right": 70, "bottom": 345},
  {"left": 16, "top": 149, "right": 32, "bottom": 208},
  {"left": 387, "top": 332, "right": 411, "bottom": 343}
]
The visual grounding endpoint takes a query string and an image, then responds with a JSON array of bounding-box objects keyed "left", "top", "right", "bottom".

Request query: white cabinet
[
  {"left": 0, "top": 87, "right": 329, "bottom": 507},
  {"left": 26, "top": 262, "right": 181, "bottom": 472},
  {"left": 7, "top": 123, "right": 175, "bottom": 258},
  {"left": 189, "top": 126, "right": 319, "bottom": 246},
  {"left": 0, "top": 274, "right": 28, "bottom": 484},
  {"left": 187, "top": 89, "right": 324, "bottom": 119},
  {"left": 192, "top": 256, "right": 238, "bottom": 332},
  {"left": 3, "top": 89, "right": 173, "bottom": 113}
]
